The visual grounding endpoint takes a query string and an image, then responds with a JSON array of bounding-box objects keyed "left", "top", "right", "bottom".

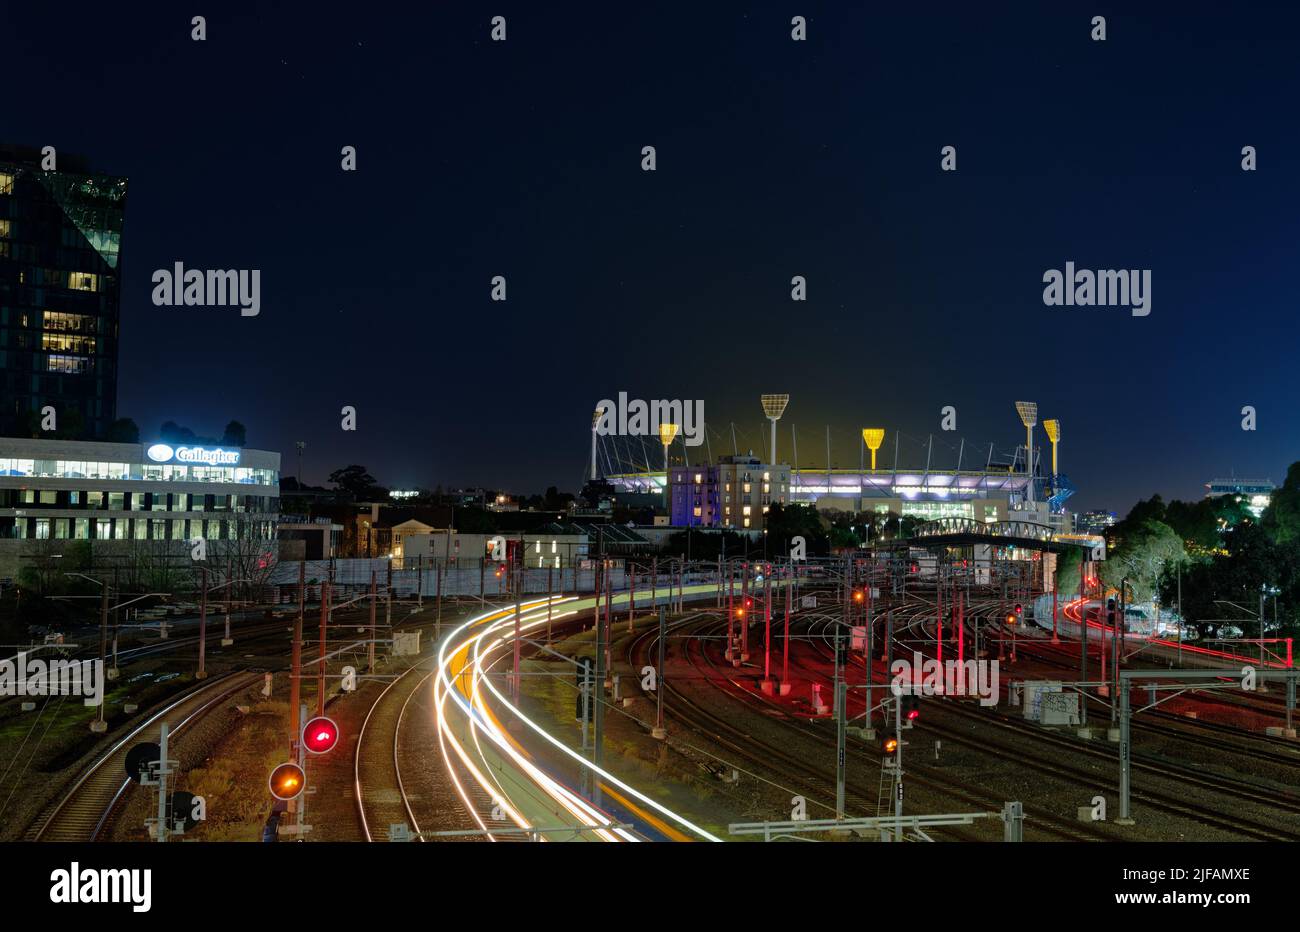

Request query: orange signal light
[{"left": 269, "top": 762, "right": 306, "bottom": 801}]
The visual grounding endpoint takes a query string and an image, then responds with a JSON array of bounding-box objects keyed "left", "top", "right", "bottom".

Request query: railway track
[
  {"left": 629, "top": 611, "right": 1105, "bottom": 841},
  {"left": 825, "top": 601, "right": 1300, "bottom": 841},
  {"left": 353, "top": 663, "right": 442, "bottom": 842},
  {"left": 25, "top": 671, "right": 263, "bottom": 841}
]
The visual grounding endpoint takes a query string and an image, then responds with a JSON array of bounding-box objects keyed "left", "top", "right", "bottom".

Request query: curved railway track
[{"left": 26, "top": 671, "right": 263, "bottom": 841}]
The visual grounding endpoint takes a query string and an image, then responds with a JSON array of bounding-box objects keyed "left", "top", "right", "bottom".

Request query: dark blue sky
[{"left": 7, "top": 1, "right": 1298, "bottom": 511}]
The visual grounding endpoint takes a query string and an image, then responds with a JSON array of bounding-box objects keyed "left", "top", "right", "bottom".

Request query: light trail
[{"left": 433, "top": 591, "right": 723, "bottom": 842}]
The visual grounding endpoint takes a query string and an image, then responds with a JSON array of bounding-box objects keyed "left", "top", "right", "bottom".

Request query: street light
[
  {"left": 1042, "top": 419, "right": 1060, "bottom": 478},
  {"left": 862, "top": 429, "right": 885, "bottom": 471},
  {"left": 590, "top": 407, "right": 605, "bottom": 480},
  {"left": 760, "top": 394, "right": 789, "bottom": 465},
  {"left": 659, "top": 422, "right": 680, "bottom": 519},
  {"left": 1015, "top": 402, "right": 1038, "bottom": 503}
]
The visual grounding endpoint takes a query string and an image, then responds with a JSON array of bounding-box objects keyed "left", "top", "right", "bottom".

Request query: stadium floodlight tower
[
  {"left": 862, "top": 428, "right": 885, "bottom": 470},
  {"left": 1015, "top": 401, "right": 1038, "bottom": 503},
  {"left": 591, "top": 407, "right": 605, "bottom": 480},
  {"left": 760, "top": 394, "right": 790, "bottom": 465},
  {"left": 658, "top": 422, "right": 680, "bottom": 514},
  {"left": 1042, "top": 419, "right": 1060, "bottom": 478}
]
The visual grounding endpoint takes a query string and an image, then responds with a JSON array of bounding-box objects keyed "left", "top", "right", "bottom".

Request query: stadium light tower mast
[
  {"left": 1015, "top": 401, "right": 1038, "bottom": 503},
  {"left": 658, "top": 422, "right": 680, "bottom": 515},
  {"left": 591, "top": 407, "right": 604, "bottom": 480},
  {"left": 1043, "top": 419, "right": 1060, "bottom": 478},
  {"left": 760, "top": 394, "right": 789, "bottom": 465},
  {"left": 862, "top": 429, "right": 885, "bottom": 471}
]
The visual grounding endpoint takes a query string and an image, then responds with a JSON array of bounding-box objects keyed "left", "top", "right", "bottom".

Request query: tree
[
  {"left": 1263, "top": 462, "right": 1300, "bottom": 546},
  {"left": 221, "top": 420, "right": 247, "bottom": 447},
  {"left": 106, "top": 417, "right": 140, "bottom": 443},
  {"left": 764, "top": 503, "right": 830, "bottom": 557},
  {"left": 328, "top": 464, "right": 388, "bottom": 500},
  {"left": 1101, "top": 519, "right": 1186, "bottom": 602}
]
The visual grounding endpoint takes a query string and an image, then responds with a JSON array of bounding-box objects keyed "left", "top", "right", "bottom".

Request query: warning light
[
  {"left": 735, "top": 607, "right": 746, "bottom": 619},
  {"left": 302, "top": 715, "right": 340, "bottom": 754},
  {"left": 882, "top": 734, "right": 899, "bottom": 754},
  {"left": 269, "top": 762, "right": 306, "bottom": 801},
  {"left": 853, "top": 590, "right": 864, "bottom": 603},
  {"left": 1006, "top": 614, "right": 1017, "bottom": 625}
]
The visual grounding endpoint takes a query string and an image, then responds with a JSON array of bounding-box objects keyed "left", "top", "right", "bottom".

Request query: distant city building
[
  {"left": 669, "top": 454, "right": 792, "bottom": 530},
  {"left": 1205, "top": 478, "right": 1274, "bottom": 519},
  {"left": 1076, "top": 510, "right": 1118, "bottom": 534},
  {"left": 0, "top": 437, "right": 279, "bottom": 580},
  {"left": 0, "top": 146, "right": 128, "bottom": 439}
]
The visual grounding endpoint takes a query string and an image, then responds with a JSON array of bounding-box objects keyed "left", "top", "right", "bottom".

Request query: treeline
[{"left": 1104, "top": 463, "right": 1300, "bottom": 632}]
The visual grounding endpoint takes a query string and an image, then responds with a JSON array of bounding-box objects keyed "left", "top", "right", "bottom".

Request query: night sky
[{"left": 7, "top": 2, "right": 1299, "bottom": 512}]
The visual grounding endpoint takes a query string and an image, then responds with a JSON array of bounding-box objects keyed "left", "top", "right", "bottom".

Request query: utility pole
[
  {"left": 892, "top": 691, "right": 904, "bottom": 840},
  {"left": 92, "top": 581, "right": 108, "bottom": 732},
  {"left": 368, "top": 571, "right": 377, "bottom": 673},
  {"left": 290, "top": 562, "right": 304, "bottom": 759},
  {"left": 512, "top": 581, "right": 522, "bottom": 702},
  {"left": 197, "top": 566, "right": 208, "bottom": 679},
  {"left": 1079, "top": 561, "right": 1088, "bottom": 727},
  {"left": 317, "top": 579, "right": 329, "bottom": 717},
  {"left": 782, "top": 568, "right": 791, "bottom": 695},
  {"left": 834, "top": 628, "right": 847, "bottom": 821},
  {"left": 593, "top": 589, "right": 606, "bottom": 809},
  {"left": 652, "top": 606, "right": 667, "bottom": 739}
]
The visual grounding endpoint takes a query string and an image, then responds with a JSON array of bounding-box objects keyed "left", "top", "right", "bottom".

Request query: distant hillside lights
[
  {"left": 151, "top": 263, "right": 260, "bottom": 317},
  {"left": 594, "top": 394, "right": 704, "bottom": 447}
]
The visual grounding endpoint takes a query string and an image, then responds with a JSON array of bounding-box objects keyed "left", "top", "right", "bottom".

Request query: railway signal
[
  {"left": 301, "top": 715, "right": 340, "bottom": 754},
  {"left": 168, "top": 791, "right": 203, "bottom": 832},
  {"left": 124, "top": 742, "right": 160, "bottom": 783},
  {"left": 881, "top": 733, "right": 899, "bottom": 754},
  {"left": 269, "top": 761, "right": 306, "bottom": 801},
  {"left": 902, "top": 695, "right": 920, "bottom": 722}
]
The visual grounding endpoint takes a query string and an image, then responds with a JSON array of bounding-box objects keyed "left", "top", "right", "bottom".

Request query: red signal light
[
  {"left": 302, "top": 715, "right": 339, "bottom": 754},
  {"left": 269, "top": 762, "right": 306, "bottom": 801}
]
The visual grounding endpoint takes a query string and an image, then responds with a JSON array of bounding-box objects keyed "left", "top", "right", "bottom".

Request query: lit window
[
  {"left": 763, "top": 472, "right": 770, "bottom": 481},
  {"left": 47, "top": 354, "right": 89, "bottom": 374},
  {"left": 68, "top": 272, "right": 98, "bottom": 292},
  {"left": 743, "top": 506, "right": 752, "bottom": 516},
  {"left": 0, "top": 219, "right": 9, "bottom": 238},
  {"left": 743, "top": 483, "right": 751, "bottom": 493},
  {"left": 0, "top": 173, "right": 12, "bottom": 195},
  {"left": 744, "top": 518, "right": 751, "bottom": 528}
]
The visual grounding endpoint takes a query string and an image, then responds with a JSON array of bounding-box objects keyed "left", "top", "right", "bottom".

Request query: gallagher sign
[{"left": 145, "top": 443, "right": 241, "bottom": 466}]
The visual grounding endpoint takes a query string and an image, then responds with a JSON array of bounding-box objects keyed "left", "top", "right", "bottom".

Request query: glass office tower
[{"left": 0, "top": 145, "right": 128, "bottom": 439}]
